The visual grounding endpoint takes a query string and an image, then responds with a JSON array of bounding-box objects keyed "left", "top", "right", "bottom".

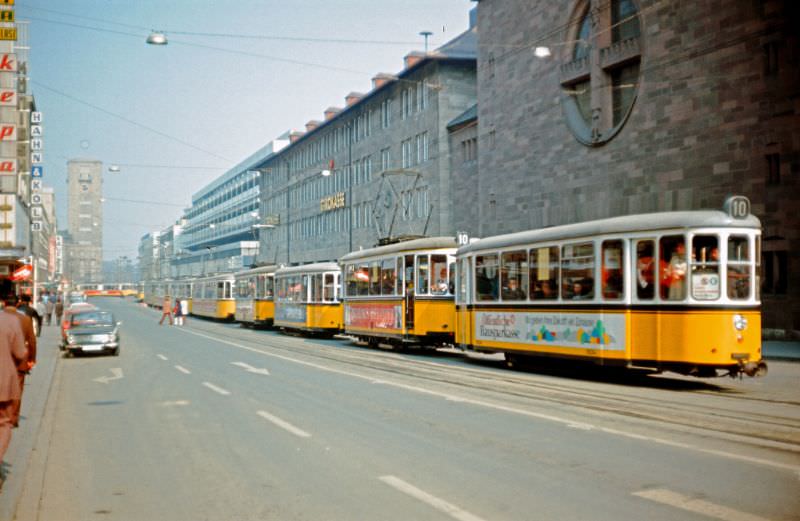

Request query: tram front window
[
  {"left": 381, "top": 258, "right": 396, "bottom": 296},
  {"left": 728, "top": 235, "right": 751, "bottom": 300},
  {"left": 691, "top": 235, "right": 720, "bottom": 300}
]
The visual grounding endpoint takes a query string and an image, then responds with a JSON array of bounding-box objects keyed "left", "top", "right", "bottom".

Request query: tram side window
[
  {"left": 217, "top": 282, "right": 225, "bottom": 299},
  {"left": 311, "top": 274, "right": 323, "bottom": 302},
  {"left": 475, "top": 254, "right": 499, "bottom": 301},
  {"left": 431, "top": 255, "right": 449, "bottom": 295},
  {"left": 457, "top": 258, "right": 470, "bottom": 303},
  {"left": 381, "top": 258, "right": 396, "bottom": 296},
  {"left": 660, "top": 235, "right": 687, "bottom": 300},
  {"left": 369, "top": 261, "right": 381, "bottom": 295},
  {"left": 728, "top": 235, "right": 751, "bottom": 300},
  {"left": 562, "top": 242, "right": 594, "bottom": 300},
  {"left": 324, "top": 273, "right": 337, "bottom": 302},
  {"left": 357, "top": 263, "right": 369, "bottom": 296},
  {"left": 501, "top": 250, "right": 528, "bottom": 301},
  {"left": 529, "top": 246, "right": 559, "bottom": 300},
  {"left": 691, "top": 235, "right": 720, "bottom": 300},
  {"left": 601, "top": 240, "right": 624, "bottom": 300},
  {"left": 448, "top": 260, "right": 456, "bottom": 295},
  {"left": 635, "top": 241, "right": 655, "bottom": 300},
  {"left": 396, "top": 257, "right": 404, "bottom": 295},
  {"left": 417, "top": 255, "right": 430, "bottom": 295},
  {"left": 345, "top": 265, "right": 357, "bottom": 296}
]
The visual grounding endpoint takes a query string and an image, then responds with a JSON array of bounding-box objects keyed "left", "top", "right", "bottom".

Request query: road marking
[
  {"left": 379, "top": 475, "right": 487, "bottom": 521},
  {"left": 633, "top": 489, "right": 773, "bottom": 521},
  {"left": 157, "top": 354, "right": 168, "bottom": 361},
  {"left": 231, "top": 361, "right": 270, "bottom": 376},
  {"left": 202, "top": 382, "right": 231, "bottom": 396},
  {"left": 178, "top": 328, "right": 800, "bottom": 474},
  {"left": 93, "top": 368, "right": 124, "bottom": 384},
  {"left": 159, "top": 400, "right": 190, "bottom": 407},
  {"left": 256, "top": 410, "right": 311, "bottom": 438},
  {"left": 175, "top": 365, "right": 191, "bottom": 374}
]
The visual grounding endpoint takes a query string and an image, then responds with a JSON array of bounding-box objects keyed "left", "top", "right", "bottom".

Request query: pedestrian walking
[
  {"left": 54, "top": 296, "right": 64, "bottom": 327},
  {"left": 18, "top": 294, "right": 42, "bottom": 338},
  {"left": 44, "top": 296, "right": 55, "bottom": 326},
  {"left": 173, "top": 297, "right": 184, "bottom": 326},
  {"left": 158, "top": 295, "right": 173, "bottom": 325},
  {"left": 3, "top": 295, "right": 35, "bottom": 429},
  {"left": 0, "top": 298, "right": 27, "bottom": 483}
]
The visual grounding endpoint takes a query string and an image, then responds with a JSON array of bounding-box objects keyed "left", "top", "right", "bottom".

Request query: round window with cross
[{"left": 561, "top": 0, "right": 642, "bottom": 146}]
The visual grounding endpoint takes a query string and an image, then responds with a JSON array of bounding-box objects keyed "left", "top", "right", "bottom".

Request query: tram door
[
  {"left": 456, "top": 257, "right": 472, "bottom": 346},
  {"left": 404, "top": 255, "right": 415, "bottom": 331},
  {"left": 632, "top": 238, "right": 659, "bottom": 363}
]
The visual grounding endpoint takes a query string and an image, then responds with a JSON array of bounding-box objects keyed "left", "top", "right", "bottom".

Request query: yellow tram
[
  {"left": 190, "top": 274, "right": 236, "bottom": 320},
  {"left": 234, "top": 266, "right": 277, "bottom": 327},
  {"left": 274, "top": 263, "right": 342, "bottom": 336},
  {"left": 339, "top": 237, "right": 458, "bottom": 348},
  {"left": 455, "top": 198, "right": 766, "bottom": 378}
]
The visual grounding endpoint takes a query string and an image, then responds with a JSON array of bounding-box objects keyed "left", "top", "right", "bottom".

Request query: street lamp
[
  {"left": 146, "top": 31, "right": 168, "bottom": 45},
  {"left": 108, "top": 164, "right": 121, "bottom": 173}
]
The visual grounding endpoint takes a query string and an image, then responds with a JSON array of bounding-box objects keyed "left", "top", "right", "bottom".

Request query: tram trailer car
[
  {"left": 274, "top": 263, "right": 342, "bottom": 336},
  {"left": 190, "top": 274, "right": 235, "bottom": 320},
  {"left": 339, "top": 237, "right": 458, "bottom": 349},
  {"left": 455, "top": 199, "right": 766, "bottom": 378},
  {"left": 234, "top": 266, "right": 277, "bottom": 327}
]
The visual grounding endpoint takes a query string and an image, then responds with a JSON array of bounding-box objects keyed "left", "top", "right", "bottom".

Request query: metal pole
[
  {"left": 286, "top": 161, "right": 291, "bottom": 265},
  {"left": 348, "top": 120, "right": 353, "bottom": 252}
]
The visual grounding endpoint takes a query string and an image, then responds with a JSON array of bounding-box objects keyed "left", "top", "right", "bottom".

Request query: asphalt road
[{"left": 4, "top": 298, "right": 800, "bottom": 520}]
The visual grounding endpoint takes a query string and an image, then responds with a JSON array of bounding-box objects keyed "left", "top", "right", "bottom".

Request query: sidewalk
[
  {"left": 763, "top": 340, "right": 800, "bottom": 362},
  {"left": 0, "top": 322, "right": 61, "bottom": 519}
]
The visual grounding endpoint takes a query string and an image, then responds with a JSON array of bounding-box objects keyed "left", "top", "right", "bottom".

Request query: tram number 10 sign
[{"left": 724, "top": 195, "right": 750, "bottom": 220}]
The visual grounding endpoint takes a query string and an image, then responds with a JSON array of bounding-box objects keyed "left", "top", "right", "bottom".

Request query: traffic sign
[{"left": 31, "top": 165, "right": 43, "bottom": 177}]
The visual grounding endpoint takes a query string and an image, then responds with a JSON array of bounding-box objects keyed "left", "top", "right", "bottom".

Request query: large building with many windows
[
  {"left": 472, "top": 0, "right": 799, "bottom": 334},
  {"left": 255, "top": 24, "right": 477, "bottom": 265},
  {"left": 65, "top": 159, "right": 103, "bottom": 284}
]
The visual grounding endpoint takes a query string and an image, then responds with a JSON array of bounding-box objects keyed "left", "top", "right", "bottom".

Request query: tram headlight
[{"left": 733, "top": 314, "right": 748, "bottom": 331}]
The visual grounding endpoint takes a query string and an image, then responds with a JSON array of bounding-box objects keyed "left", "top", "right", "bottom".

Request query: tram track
[{"left": 175, "top": 314, "right": 800, "bottom": 453}]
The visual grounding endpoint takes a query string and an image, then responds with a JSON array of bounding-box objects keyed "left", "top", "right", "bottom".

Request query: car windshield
[{"left": 70, "top": 311, "right": 115, "bottom": 327}]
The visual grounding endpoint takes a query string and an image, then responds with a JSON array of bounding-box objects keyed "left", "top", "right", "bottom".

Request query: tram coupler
[{"left": 733, "top": 360, "right": 768, "bottom": 378}]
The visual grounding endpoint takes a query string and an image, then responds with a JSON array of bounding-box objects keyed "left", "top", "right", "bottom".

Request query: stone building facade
[
  {"left": 256, "top": 27, "right": 477, "bottom": 265},
  {"left": 65, "top": 159, "right": 103, "bottom": 284},
  {"left": 474, "top": 0, "right": 799, "bottom": 334}
]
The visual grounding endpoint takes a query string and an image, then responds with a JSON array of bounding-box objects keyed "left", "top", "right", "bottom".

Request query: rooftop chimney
[
  {"left": 324, "top": 107, "right": 341, "bottom": 121},
  {"left": 404, "top": 51, "right": 426, "bottom": 69},
  {"left": 345, "top": 92, "right": 364, "bottom": 107},
  {"left": 372, "top": 73, "right": 396, "bottom": 90}
]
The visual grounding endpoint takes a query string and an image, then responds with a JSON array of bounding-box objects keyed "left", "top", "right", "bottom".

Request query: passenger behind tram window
[
  {"left": 502, "top": 277, "right": 526, "bottom": 301},
  {"left": 660, "top": 237, "right": 687, "bottom": 300},
  {"left": 534, "top": 279, "right": 558, "bottom": 299},
  {"left": 432, "top": 266, "right": 449, "bottom": 295},
  {"left": 570, "top": 278, "right": 594, "bottom": 300},
  {"left": 636, "top": 241, "right": 655, "bottom": 299}
]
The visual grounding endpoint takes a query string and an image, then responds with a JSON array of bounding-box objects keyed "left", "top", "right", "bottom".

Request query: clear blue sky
[{"left": 19, "top": 0, "right": 472, "bottom": 261}]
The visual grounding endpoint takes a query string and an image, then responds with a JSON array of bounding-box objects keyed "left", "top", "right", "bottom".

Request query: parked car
[
  {"left": 62, "top": 308, "right": 121, "bottom": 357},
  {"left": 61, "top": 302, "right": 96, "bottom": 345}
]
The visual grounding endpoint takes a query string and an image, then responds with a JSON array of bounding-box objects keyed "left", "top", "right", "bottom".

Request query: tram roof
[
  {"left": 276, "top": 262, "right": 341, "bottom": 276},
  {"left": 190, "top": 273, "right": 236, "bottom": 282},
  {"left": 234, "top": 265, "right": 278, "bottom": 278},
  {"left": 458, "top": 210, "right": 761, "bottom": 254},
  {"left": 339, "top": 236, "right": 458, "bottom": 263}
]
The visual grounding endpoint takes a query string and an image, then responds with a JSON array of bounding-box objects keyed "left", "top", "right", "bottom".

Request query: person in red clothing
[
  {"left": 3, "top": 295, "right": 36, "bottom": 428},
  {"left": 0, "top": 295, "right": 27, "bottom": 470}
]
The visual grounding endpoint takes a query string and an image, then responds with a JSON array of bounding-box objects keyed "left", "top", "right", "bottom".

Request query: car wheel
[{"left": 112, "top": 347, "right": 120, "bottom": 356}]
